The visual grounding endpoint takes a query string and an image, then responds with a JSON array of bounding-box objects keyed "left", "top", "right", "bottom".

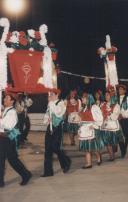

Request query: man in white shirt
[
  {"left": 15, "top": 93, "right": 32, "bottom": 145},
  {"left": 0, "top": 94, "right": 32, "bottom": 187},
  {"left": 117, "top": 84, "right": 128, "bottom": 157},
  {"left": 41, "top": 90, "right": 71, "bottom": 177}
]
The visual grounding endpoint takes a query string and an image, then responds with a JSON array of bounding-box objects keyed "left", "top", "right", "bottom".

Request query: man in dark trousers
[
  {"left": 15, "top": 93, "right": 32, "bottom": 145},
  {"left": 0, "top": 94, "right": 32, "bottom": 187},
  {"left": 117, "top": 84, "right": 128, "bottom": 157},
  {"left": 41, "top": 89, "right": 71, "bottom": 177}
]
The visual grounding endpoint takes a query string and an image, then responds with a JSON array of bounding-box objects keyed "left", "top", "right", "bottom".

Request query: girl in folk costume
[
  {"left": 100, "top": 91, "right": 124, "bottom": 161},
  {"left": 65, "top": 90, "right": 81, "bottom": 145},
  {"left": 78, "top": 93, "right": 103, "bottom": 169},
  {"left": 94, "top": 90, "right": 104, "bottom": 107}
]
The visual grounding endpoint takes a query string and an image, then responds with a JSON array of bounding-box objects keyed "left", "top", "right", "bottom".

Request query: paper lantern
[{"left": 84, "top": 77, "right": 90, "bottom": 84}]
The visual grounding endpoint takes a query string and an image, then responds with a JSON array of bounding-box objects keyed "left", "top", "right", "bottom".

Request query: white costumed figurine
[
  {"left": 0, "top": 18, "right": 14, "bottom": 115},
  {"left": 0, "top": 18, "right": 14, "bottom": 89},
  {"left": 37, "top": 24, "right": 56, "bottom": 88},
  {"left": 40, "top": 46, "right": 53, "bottom": 88},
  {"left": 105, "top": 35, "right": 118, "bottom": 88},
  {"left": 28, "top": 25, "right": 57, "bottom": 88},
  {"left": 9, "top": 31, "right": 19, "bottom": 44}
]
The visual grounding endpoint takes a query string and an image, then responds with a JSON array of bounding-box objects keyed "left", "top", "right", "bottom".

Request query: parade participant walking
[
  {"left": 107, "top": 86, "right": 125, "bottom": 157},
  {"left": 100, "top": 91, "right": 124, "bottom": 160},
  {"left": 15, "top": 93, "right": 33, "bottom": 145},
  {"left": 0, "top": 94, "right": 32, "bottom": 187},
  {"left": 65, "top": 90, "right": 81, "bottom": 145},
  {"left": 78, "top": 93, "right": 103, "bottom": 168},
  {"left": 41, "top": 89, "right": 71, "bottom": 177},
  {"left": 117, "top": 84, "right": 128, "bottom": 156}
]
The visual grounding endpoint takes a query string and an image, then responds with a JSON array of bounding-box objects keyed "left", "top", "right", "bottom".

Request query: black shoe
[
  {"left": 97, "top": 155, "right": 102, "bottom": 166},
  {"left": 0, "top": 182, "right": 4, "bottom": 188},
  {"left": 121, "top": 149, "right": 126, "bottom": 158},
  {"left": 108, "top": 158, "right": 115, "bottom": 162},
  {"left": 40, "top": 174, "right": 53, "bottom": 177},
  {"left": 20, "top": 172, "right": 32, "bottom": 186},
  {"left": 121, "top": 153, "right": 126, "bottom": 158},
  {"left": 71, "top": 142, "right": 75, "bottom": 146},
  {"left": 63, "top": 159, "right": 72, "bottom": 173},
  {"left": 82, "top": 165, "right": 92, "bottom": 169},
  {"left": 97, "top": 161, "right": 102, "bottom": 166}
]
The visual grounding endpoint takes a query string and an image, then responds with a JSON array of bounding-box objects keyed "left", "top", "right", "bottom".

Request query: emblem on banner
[{"left": 22, "top": 63, "right": 32, "bottom": 84}]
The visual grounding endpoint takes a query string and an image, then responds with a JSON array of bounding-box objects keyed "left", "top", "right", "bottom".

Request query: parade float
[{"left": 0, "top": 17, "right": 58, "bottom": 114}]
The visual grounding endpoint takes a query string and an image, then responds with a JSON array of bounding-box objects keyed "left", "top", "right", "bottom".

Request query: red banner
[
  {"left": 7, "top": 50, "right": 59, "bottom": 94},
  {"left": 8, "top": 50, "right": 42, "bottom": 92}
]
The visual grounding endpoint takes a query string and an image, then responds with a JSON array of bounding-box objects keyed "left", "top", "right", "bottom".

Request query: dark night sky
[{"left": 1, "top": 0, "right": 128, "bottom": 91}]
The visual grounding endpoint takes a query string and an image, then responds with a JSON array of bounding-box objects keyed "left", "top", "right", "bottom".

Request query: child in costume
[
  {"left": 100, "top": 91, "right": 124, "bottom": 160},
  {"left": 65, "top": 90, "right": 81, "bottom": 145},
  {"left": 78, "top": 93, "right": 103, "bottom": 168}
]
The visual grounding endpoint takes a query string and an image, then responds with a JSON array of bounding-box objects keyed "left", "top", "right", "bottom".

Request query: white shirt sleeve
[
  {"left": 63, "top": 99, "right": 67, "bottom": 107},
  {"left": 91, "top": 105, "right": 103, "bottom": 129},
  {"left": 49, "top": 100, "right": 66, "bottom": 117},
  {"left": 109, "top": 104, "right": 120, "bottom": 120},
  {"left": 0, "top": 109, "right": 18, "bottom": 131},
  {"left": 78, "top": 99, "right": 82, "bottom": 112},
  {"left": 121, "top": 110, "right": 128, "bottom": 118}
]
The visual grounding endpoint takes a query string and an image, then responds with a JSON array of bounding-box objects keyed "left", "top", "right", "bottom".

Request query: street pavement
[{"left": 0, "top": 132, "right": 128, "bottom": 202}]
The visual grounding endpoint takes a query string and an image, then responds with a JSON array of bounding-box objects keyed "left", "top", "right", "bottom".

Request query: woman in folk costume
[
  {"left": 78, "top": 93, "right": 103, "bottom": 169},
  {"left": 65, "top": 90, "right": 81, "bottom": 145},
  {"left": 100, "top": 91, "right": 124, "bottom": 161},
  {"left": 94, "top": 89, "right": 104, "bottom": 107}
]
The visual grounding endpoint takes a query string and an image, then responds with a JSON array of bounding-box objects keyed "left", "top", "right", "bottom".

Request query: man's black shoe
[
  {"left": 20, "top": 172, "right": 32, "bottom": 186},
  {"left": 82, "top": 165, "right": 92, "bottom": 169},
  {"left": 108, "top": 158, "right": 115, "bottom": 162},
  {"left": 0, "top": 182, "right": 5, "bottom": 188},
  {"left": 40, "top": 174, "right": 53, "bottom": 177},
  {"left": 63, "top": 159, "right": 71, "bottom": 173},
  {"left": 121, "top": 149, "right": 126, "bottom": 158}
]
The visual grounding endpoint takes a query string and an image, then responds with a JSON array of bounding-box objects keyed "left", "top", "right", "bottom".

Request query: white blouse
[
  {"left": 0, "top": 107, "right": 18, "bottom": 132},
  {"left": 91, "top": 104, "right": 103, "bottom": 129},
  {"left": 48, "top": 99, "right": 66, "bottom": 117}
]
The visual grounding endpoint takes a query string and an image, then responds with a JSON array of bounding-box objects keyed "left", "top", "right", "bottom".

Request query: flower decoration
[{"left": 5, "top": 24, "right": 48, "bottom": 51}]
